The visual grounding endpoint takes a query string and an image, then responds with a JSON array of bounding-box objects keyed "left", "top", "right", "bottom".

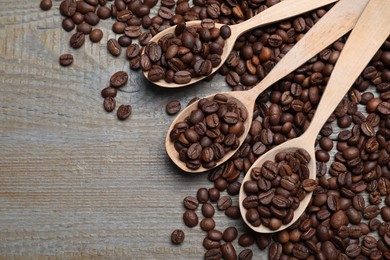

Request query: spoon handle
[
  {"left": 303, "top": 0, "right": 390, "bottom": 140},
  {"left": 243, "top": 0, "right": 368, "bottom": 99},
  {"left": 232, "top": 0, "right": 338, "bottom": 34}
]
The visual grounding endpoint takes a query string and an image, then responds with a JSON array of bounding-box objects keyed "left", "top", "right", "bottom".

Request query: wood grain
[{"left": 0, "top": 1, "right": 262, "bottom": 259}]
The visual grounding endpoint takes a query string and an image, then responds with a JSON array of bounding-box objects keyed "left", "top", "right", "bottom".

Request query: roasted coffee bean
[
  {"left": 197, "top": 188, "right": 209, "bottom": 203},
  {"left": 116, "top": 104, "right": 132, "bottom": 120},
  {"left": 89, "top": 29, "right": 103, "bottom": 42},
  {"left": 200, "top": 218, "right": 216, "bottom": 231},
  {"left": 40, "top": 0, "right": 52, "bottom": 11},
  {"left": 183, "top": 196, "right": 199, "bottom": 210},
  {"left": 204, "top": 249, "right": 222, "bottom": 260},
  {"left": 62, "top": 18, "right": 75, "bottom": 31},
  {"left": 60, "top": 0, "right": 77, "bottom": 17},
  {"left": 59, "top": 54, "right": 73, "bottom": 66},
  {"left": 171, "top": 229, "right": 185, "bottom": 245},
  {"left": 221, "top": 242, "right": 237, "bottom": 260},
  {"left": 70, "top": 32, "right": 85, "bottom": 48},
  {"left": 107, "top": 39, "right": 121, "bottom": 56},
  {"left": 217, "top": 196, "right": 232, "bottom": 210},
  {"left": 166, "top": 100, "right": 181, "bottom": 115},
  {"left": 101, "top": 87, "right": 117, "bottom": 98},
  {"left": 183, "top": 210, "right": 198, "bottom": 227},
  {"left": 223, "top": 227, "right": 238, "bottom": 242},
  {"left": 110, "top": 71, "right": 128, "bottom": 88},
  {"left": 202, "top": 203, "right": 215, "bottom": 218},
  {"left": 103, "top": 97, "right": 116, "bottom": 112},
  {"left": 238, "top": 249, "right": 253, "bottom": 260}
]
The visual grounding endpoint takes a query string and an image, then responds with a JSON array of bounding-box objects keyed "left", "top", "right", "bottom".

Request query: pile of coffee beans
[
  {"left": 141, "top": 19, "right": 231, "bottom": 84},
  {"left": 170, "top": 94, "right": 247, "bottom": 170},
  {"left": 242, "top": 148, "right": 317, "bottom": 230}
]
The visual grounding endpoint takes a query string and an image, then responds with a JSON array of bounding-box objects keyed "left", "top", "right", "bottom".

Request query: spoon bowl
[
  {"left": 144, "top": 0, "right": 338, "bottom": 88},
  {"left": 239, "top": 135, "right": 316, "bottom": 233},
  {"left": 165, "top": 0, "right": 369, "bottom": 173},
  {"left": 239, "top": 0, "right": 390, "bottom": 233}
]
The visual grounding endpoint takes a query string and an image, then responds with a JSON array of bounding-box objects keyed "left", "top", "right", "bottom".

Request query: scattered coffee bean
[
  {"left": 166, "top": 100, "right": 181, "bottom": 115},
  {"left": 183, "top": 210, "right": 198, "bottom": 228},
  {"left": 116, "top": 104, "right": 132, "bottom": 120},
  {"left": 110, "top": 71, "right": 128, "bottom": 88},
  {"left": 89, "top": 29, "right": 103, "bottom": 42},
  {"left": 171, "top": 229, "right": 185, "bottom": 245},
  {"left": 103, "top": 97, "right": 116, "bottom": 112},
  {"left": 40, "top": 0, "right": 52, "bottom": 11},
  {"left": 59, "top": 54, "right": 73, "bottom": 66}
]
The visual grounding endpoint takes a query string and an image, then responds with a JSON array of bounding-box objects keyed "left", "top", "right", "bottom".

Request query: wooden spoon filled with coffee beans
[
  {"left": 165, "top": 0, "right": 368, "bottom": 173},
  {"left": 141, "top": 0, "right": 338, "bottom": 88},
  {"left": 239, "top": 0, "right": 390, "bottom": 233}
]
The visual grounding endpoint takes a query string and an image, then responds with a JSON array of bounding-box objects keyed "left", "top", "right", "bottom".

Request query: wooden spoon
[
  {"left": 144, "top": 0, "right": 338, "bottom": 88},
  {"left": 239, "top": 0, "right": 390, "bottom": 233},
  {"left": 166, "top": 0, "right": 369, "bottom": 173}
]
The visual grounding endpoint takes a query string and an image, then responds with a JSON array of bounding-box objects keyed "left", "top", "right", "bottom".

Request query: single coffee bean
[
  {"left": 183, "top": 210, "right": 198, "bottom": 227},
  {"left": 110, "top": 71, "right": 128, "bottom": 88},
  {"left": 204, "top": 249, "right": 222, "bottom": 260},
  {"left": 221, "top": 242, "right": 237, "bottom": 260},
  {"left": 200, "top": 218, "right": 216, "bottom": 231},
  {"left": 202, "top": 203, "right": 215, "bottom": 218},
  {"left": 107, "top": 39, "right": 121, "bottom": 56},
  {"left": 59, "top": 54, "right": 73, "bottom": 66},
  {"left": 217, "top": 196, "right": 232, "bottom": 210},
  {"left": 101, "top": 87, "right": 117, "bottom": 98},
  {"left": 70, "top": 32, "right": 85, "bottom": 49},
  {"left": 166, "top": 100, "right": 181, "bottom": 115},
  {"left": 89, "top": 29, "right": 103, "bottom": 43},
  {"left": 116, "top": 104, "right": 132, "bottom": 120},
  {"left": 174, "top": 70, "right": 191, "bottom": 84},
  {"left": 171, "top": 229, "right": 185, "bottom": 245},
  {"left": 62, "top": 18, "right": 75, "bottom": 31},
  {"left": 223, "top": 227, "right": 238, "bottom": 242},
  {"left": 103, "top": 97, "right": 116, "bottom": 112},
  {"left": 197, "top": 188, "right": 209, "bottom": 203},
  {"left": 60, "top": 0, "right": 77, "bottom": 17},
  {"left": 40, "top": 0, "right": 52, "bottom": 10},
  {"left": 183, "top": 196, "right": 199, "bottom": 210}
]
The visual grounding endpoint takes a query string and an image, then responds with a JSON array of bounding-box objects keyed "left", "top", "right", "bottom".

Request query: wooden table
[{"left": 0, "top": 1, "right": 268, "bottom": 258}]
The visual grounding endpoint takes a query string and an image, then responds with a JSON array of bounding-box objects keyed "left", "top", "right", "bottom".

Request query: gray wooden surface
[{"left": 0, "top": 1, "right": 267, "bottom": 259}]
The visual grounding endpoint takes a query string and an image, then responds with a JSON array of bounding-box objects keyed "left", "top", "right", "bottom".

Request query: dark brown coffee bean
[
  {"left": 183, "top": 210, "right": 198, "bottom": 227},
  {"left": 84, "top": 12, "right": 99, "bottom": 26},
  {"left": 107, "top": 39, "right": 121, "bottom": 56},
  {"left": 116, "top": 104, "right": 132, "bottom": 120},
  {"left": 173, "top": 70, "right": 191, "bottom": 84},
  {"left": 204, "top": 249, "right": 222, "bottom": 260},
  {"left": 89, "top": 29, "right": 103, "bottom": 43},
  {"left": 59, "top": 54, "right": 73, "bottom": 66},
  {"left": 77, "top": 22, "right": 92, "bottom": 34},
  {"left": 202, "top": 203, "right": 215, "bottom": 218},
  {"left": 40, "top": 0, "right": 52, "bottom": 10},
  {"left": 166, "top": 100, "right": 181, "bottom": 115},
  {"left": 197, "top": 188, "right": 209, "bottom": 203},
  {"left": 238, "top": 249, "right": 252, "bottom": 260},
  {"left": 363, "top": 205, "right": 380, "bottom": 219},
  {"left": 302, "top": 179, "right": 318, "bottom": 192},
  {"left": 62, "top": 18, "right": 75, "bottom": 31},
  {"left": 101, "top": 87, "right": 117, "bottom": 98},
  {"left": 97, "top": 6, "right": 111, "bottom": 19},
  {"left": 221, "top": 242, "right": 237, "bottom": 260},
  {"left": 217, "top": 196, "right": 232, "bottom": 210},
  {"left": 103, "top": 97, "right": 116, "bottom": 112},
  {"left": 60, "top": 0, "right": 77, "bottom": 17},
  {"left": 225, "top": 206, "right": 240, "bottom": 219},
  {"left": 70, "top": 32, "right": 85, "bottom": 49},
  {"left": 223, "top": 227, "right": 238, "bottom": 242},
  {"left": 171, "top": 229, "right": 185, "bottom": 245},
  {"left": 183, "top": 196, "right": 198, "bottom": 210},
  {"left": 269, "top": 242, "right": 282, "bottom": 260},
  {"left": 200, "top": 218, "right": 216, "bottom": 231},
  {"left": 110, "top": 71, "right": 128, "bottom": 88}
]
